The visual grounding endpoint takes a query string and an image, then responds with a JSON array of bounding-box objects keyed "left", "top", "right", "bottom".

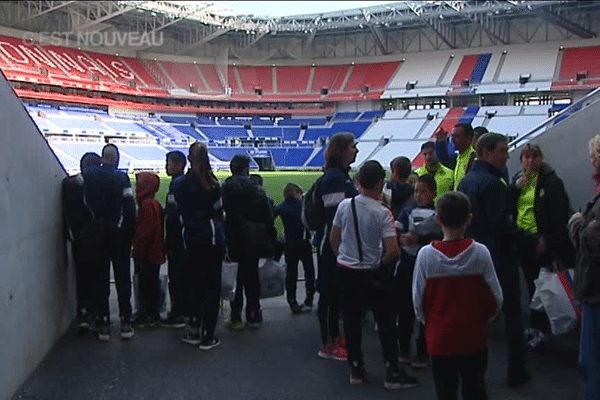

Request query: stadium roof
[{"left": 1, "top": 1, "right": 600, "bottom": 60}]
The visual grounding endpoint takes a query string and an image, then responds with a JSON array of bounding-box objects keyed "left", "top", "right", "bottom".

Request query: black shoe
[
  {"left": 507, "top": 367, "right": 532, "bottom": 387},
  {"left": 160, "top": 314, "right": 186, "bottom": 329},
  {"left": 246, "top": 310, "right": 263, "bottom": 329},
  {"left": 120, "top": 322, "right": 135, "bottom": 340},
  {"left": 97, "top": 325, "right": 110, "bottom": 342},
  {"left": 132, "top": 316, "right": 150, "bottom": 329},
  {"left": 350, "top": 361, "right": 366, "bottom": 385},
  {"left": 77, "top": 321, "right": 91, "bottom": 335},
  {"left": 199, "top": 337, "right": 221, "bottom": 350},
  {"left": 384, "top": 365, "right": 420, "bottom": 389},
  {"left": 181, "top": 330, "right": 202, "bottom": 346},
  {"left": 290, "top": 301, "right": 304, "bottom": 314},
  {"left": 304, "top": 297, "right": 314, "bottom": 308}
]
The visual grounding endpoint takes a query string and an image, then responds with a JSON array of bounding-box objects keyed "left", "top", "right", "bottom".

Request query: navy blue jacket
[
  {"left": 82, "top": 165, "right": 136, "bottom": 241},
  {"left": 458, "top": 160, "right": 536, "bottom": 267},
  {"left": 165, "top": 173, "right": 184, "bottom": 252},
  {"left": 172, "top": 171, "right": 224, "bottom": 250},
  {"left": 62, "top": 173, "right": 91, "bottom": 242},
  {"left": 316, "top": 168, "right": 358, "bottom": 253},
  {"left": 222, "top": 174, "right": 276, "bottom": 259},
  {"left": 275, "top": 197, "right": 310, "bottom": 246}
]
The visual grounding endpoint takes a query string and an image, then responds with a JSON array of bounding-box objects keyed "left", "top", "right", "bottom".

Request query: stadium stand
[
  {"left": 553, "top": 45, "right": 600, "bottom": 90},
  {"left": 238, "top": 66, "right": 273, "bottom": 93},
  {"left": 159, "top": 61, "right": 206, "bottom": 91},
  {"left": 199, "top": 126, "right": 248, "bottom": 140},
  {"left": 196, "top": 64, "right": 223, "bottom": 93},
  {"left": 343, "top": 62, "right": 400, "bottom": 92},
  {"left": 277, "top": 66, "right": 311, "bottom": 93}
]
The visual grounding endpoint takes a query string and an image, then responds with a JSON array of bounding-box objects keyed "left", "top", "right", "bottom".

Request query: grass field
[{"left": 130, "top": 170, "right": 322, "bottom": 235}]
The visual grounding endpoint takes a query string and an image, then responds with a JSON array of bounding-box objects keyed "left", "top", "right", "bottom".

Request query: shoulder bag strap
[{"left": 351, "top": 196, "right": 363, "bottom": 263}]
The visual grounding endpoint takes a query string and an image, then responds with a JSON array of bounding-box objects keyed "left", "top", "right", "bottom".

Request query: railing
[{"left": 509, "top": 86, "right": 600, "bottom": 150}]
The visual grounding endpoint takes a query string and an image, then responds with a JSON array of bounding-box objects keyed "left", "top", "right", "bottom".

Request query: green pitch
[{"left": 132, "top": 170, "right": 322, "bottom": 236}]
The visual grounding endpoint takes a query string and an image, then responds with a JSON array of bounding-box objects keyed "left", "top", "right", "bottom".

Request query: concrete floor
[{"left": 12, "top": 263, "right": 582, "bottom": 400}]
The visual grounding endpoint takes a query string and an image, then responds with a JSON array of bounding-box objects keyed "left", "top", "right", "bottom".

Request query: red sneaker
[
  {"left": 318, "top": 345, "right": 333, "bottom": 359},
  {"left": 331, "top": 337, "right": 348, "bottom": 361}
]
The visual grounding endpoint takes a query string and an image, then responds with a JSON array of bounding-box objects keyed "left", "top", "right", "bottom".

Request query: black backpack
[{"left": 302, "top": 175, "right": 324, "bottom": 231}]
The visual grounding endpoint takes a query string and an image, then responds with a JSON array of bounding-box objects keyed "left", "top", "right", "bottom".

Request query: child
[
  {"left": 412, "top": 191, "right": 503, "bottom": 400},
  {"left": 394, "top": 174, "right": 442, "bottom": 368},
  {"left": 132, "top": 171, "right": 166, "bottom": 327},
  {"left": 384, "top": 156, "right": 415, "bottom": 219},
  {"left": 330, "top": 160, "right": 419, "bottom": 389},
  {"left": 275, "top": 183, "right": 316, "bottom": 313}
]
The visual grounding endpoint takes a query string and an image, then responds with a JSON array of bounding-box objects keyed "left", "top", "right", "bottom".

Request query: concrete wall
[
  {"left": 0, "top": 71, "right": 72, "bottom": 400},
  {"left": 507, "top": 99, "right": 600, "bottom": 212}
]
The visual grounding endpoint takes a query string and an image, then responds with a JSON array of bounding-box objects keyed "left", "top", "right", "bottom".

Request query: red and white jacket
[{"left": 412, "top": 239, "right": 503, "bottom": 356}]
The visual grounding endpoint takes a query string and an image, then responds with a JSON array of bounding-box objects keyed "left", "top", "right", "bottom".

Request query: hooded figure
[{"left": 132, "top": 172, "right": 165, "bottom": 266}]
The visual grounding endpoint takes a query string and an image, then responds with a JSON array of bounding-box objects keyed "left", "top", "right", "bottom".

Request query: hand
[
  {"left": 399, "top": 232, "right": 418, "bottom": 246},
  {"left": 515, "top": 176, "right": 528, "bottom": 189},
  {"left": 569, "top": 212, "right": 583, "bottom": 226},
  {"left": 435, "top": 127, "right": 448, "bottom": 142},
  {"left": 534, "top": 237, "right": 546, "bottom": 256}
]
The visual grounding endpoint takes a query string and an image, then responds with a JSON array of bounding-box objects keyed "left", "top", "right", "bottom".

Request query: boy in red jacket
[
  {"left": 132, "top": 172, "right": 166, "bottom": 327},
  {"left": 412, "top": 191, "right": 503, "bottom": 400}
]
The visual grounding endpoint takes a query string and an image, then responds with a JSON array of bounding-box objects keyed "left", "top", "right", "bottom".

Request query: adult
[
  {"left": 62, "top": 152, "right": 102, "bottom": 333},
  {"left": 222, "top": 154, "right": 276, "bottom": 330},
  {"left": 174, "top": 143, "right": 224, "bottom": 349},
  {"left": 510, "top": 143, "right": 574, "bottom": 351},
  {"left": 435, "top": 123, "right": 477, "bottom": 188},
  {"left": 161, "top": 150, "right": 187, "bottom": 328},
  {"left": 316, "top": 132, "right": 358, "bottom": 361},
  {"left": 568, "top": 134, "right": 600, "bottom": 400},
  {"left": 83, "top": 144, "right": 136, "bottom": 340},
  {"left": 458, "top": 133, "right": 543, "bottom": 387},
  {"left": 414, "top": 141, "right": 454, "bottom": 199},
  {"left": 384, "top": 156, "right": 415, "bottom": 219}
]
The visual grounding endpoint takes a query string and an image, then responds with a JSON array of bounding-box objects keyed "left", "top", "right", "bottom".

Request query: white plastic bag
[
  {"left": 259, "top": 258, "right": 286, "bottom": 299},
  {"left": 533, "top": 268, "right": 581, "bottom": 335},
  {"left": 221, "top": 258, "right": 238, "bottom": 301}
]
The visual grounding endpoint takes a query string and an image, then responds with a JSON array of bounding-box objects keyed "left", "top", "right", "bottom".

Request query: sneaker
[
  {"left": 78, "top": 321, "right": 91, "bottom": 335},
  {"left": 384, "top": 366, "right": 420, "bottom": 389},
  {"left": 318, "top": 345, "right": 333, "bottom": 359},
  {"left": 97, "top": 325, "right": 110, "bottom": 342},
  {"left": 120, "top": 323, "right": 135, "bottom": 340},
  {"left": 350, "top": 361, "right": 366, "bottom": 385},
  {"left": 226, "top": 319, "right": 245, "bottom": 331},
  {"left": 411, "top": 355, "right": 429, "bottom": 369},
  {"left": 526, "top": 331, "right": 546, "bottom": 354},
  {"left": 303, "top": 297, "right": 314, "bottom": 308},
  {"left": 199, "top": 337, "right": 221, "bottom": 350},
  {"left": 160, "top": 314, "right": 186, "bottom": 329},
  {"left": 398, "top": 354, "right": 412, "bottom": 365},
  {"left": 181, "top": 331, "right": 202, "bottom": 346},
  {"left": 290, "top": 301, "right": 304, "bottom": 314},
  {"left": 245, "top": 311, "right": 263, "bottom": 329},
  {"left": 330, "top": 337, "right": 348, "bottom": 361},
  {"left": 132, "top": 316, "right": 149, "bottom": 329}
]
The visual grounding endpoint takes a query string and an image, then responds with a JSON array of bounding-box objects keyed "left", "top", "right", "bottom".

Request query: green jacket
[{"left": 415, "top": 163, "right": 454, "bottom": 199}]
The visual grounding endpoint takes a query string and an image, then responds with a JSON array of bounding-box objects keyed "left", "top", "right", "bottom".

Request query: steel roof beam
[
  {"left": 11, "top": 1, "right": 76, "bottom": 27},
  {"left": 541, "top": 10, "right": 596, "bottom": 39}
]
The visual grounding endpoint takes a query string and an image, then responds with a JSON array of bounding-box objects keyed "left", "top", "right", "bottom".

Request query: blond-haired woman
[{"left": 568, "top": 134, "right": 600, "bottom": 400}]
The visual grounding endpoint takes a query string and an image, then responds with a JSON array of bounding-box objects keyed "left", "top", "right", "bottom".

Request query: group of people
[
  {"left": 63, "top": 141, "right": 310, "bottom": 349},
  {"left": 314, "top": 126, "right": 597, "bottom": 399},
  {"left": 63, "top": 123, "right": 600, "bottom": 399}
]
